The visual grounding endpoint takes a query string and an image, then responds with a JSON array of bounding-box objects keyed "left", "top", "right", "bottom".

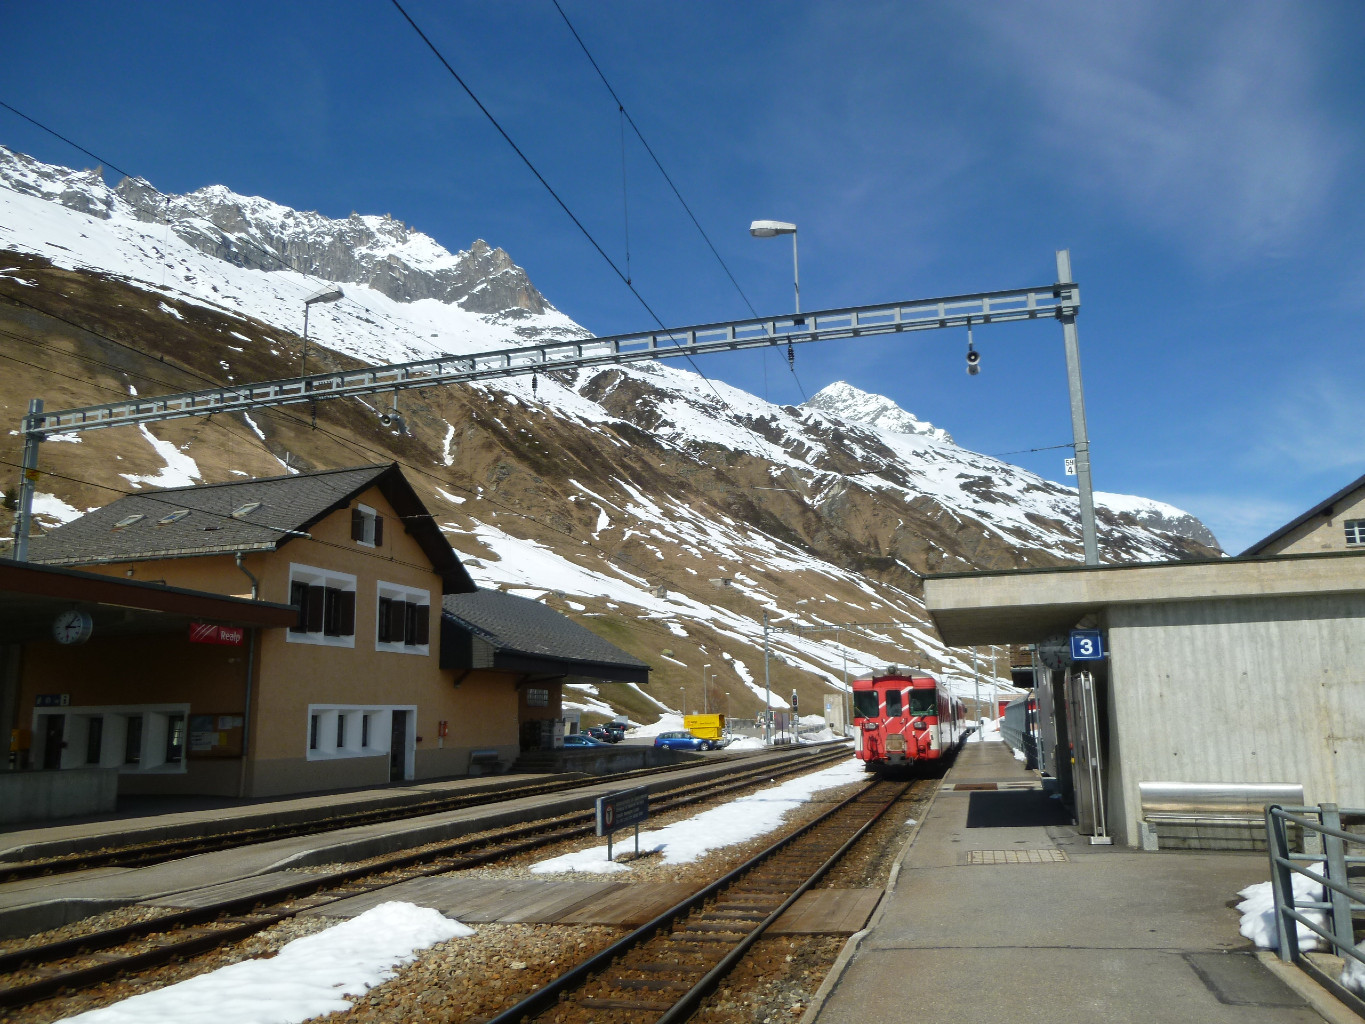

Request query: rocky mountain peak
[
  {"left": 803, "top": 381, "right": 952, "bottom": 443},
  {"left": 0, "top": 144, "right": 550, "bottom": 318}
]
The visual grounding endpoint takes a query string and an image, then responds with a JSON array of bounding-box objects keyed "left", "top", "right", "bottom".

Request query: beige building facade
[{"left": 16, "top": 464, "right": 644, "bottom": 800}]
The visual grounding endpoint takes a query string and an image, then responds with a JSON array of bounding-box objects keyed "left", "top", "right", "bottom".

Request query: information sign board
[
  {"left": 595, "top": 785, "right": 650, "bottom": 862},
  {"left": 1069, "top": 629, "right": 1105, "bottom": 661},
  {"left": 596, "top": 786, "right": 649, "bottom": 836}
]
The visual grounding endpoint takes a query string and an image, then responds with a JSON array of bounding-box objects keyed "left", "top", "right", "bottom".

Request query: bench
[
  {"left": 1138, "top": 781, "right": 1303, "bottom": 851},
  {"left": 468, "top": 748, "right": 503, "bottom": 776}
]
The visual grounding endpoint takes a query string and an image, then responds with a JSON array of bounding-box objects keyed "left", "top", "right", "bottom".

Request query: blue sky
[{"left": 3, "top": 1, "right": 1363, "bottom": 553}]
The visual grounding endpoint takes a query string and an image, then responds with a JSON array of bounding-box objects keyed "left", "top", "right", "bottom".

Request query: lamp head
[
  {"left": 750, "top": 219, "right": 797, "bottom": 238},
  {"left": 304, "top": 286, "right": 344, "bottom": 306}
]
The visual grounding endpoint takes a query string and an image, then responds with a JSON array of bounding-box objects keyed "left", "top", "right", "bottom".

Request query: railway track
[
  {"left": 0, "top": 745, "right": 853, "bottom": 1012},
  {"left": 486, "top": 778, "right": 910, "bottom": 1024},
  {"left": 0, "top": 745, "right": 847, "bottom": 883}
]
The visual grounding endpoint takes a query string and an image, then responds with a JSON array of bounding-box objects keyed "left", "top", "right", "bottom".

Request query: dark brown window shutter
[
  {"left": 377, "top": 597, "right": 393, "bottom": 643},
  {"left": 351, "top": 507, "right": 365, "bottom": 541},
  {"left": 306, "top": 584, "right": 325, "bottom": 633},
  {"left": 373, "top": 515, "right": 384, "bottom": 547},
  {"left": 289, "top": 580, "right": 309, "bottom": 633},
  {"left": 339, "top": 590, "right": 355, "bottom": 636},
  {"left": 404, "top": 602, "right": 418, "bottom": 646},
  {"left": 415, "top": 605, "right": 430, "bottom": 646}
]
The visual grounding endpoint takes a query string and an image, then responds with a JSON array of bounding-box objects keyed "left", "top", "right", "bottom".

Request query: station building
[
  {"left": 3, "top": 464, "right": 648, "bottom": 805},
  {"left": 923, "top": 471, "right": 1365, "bottom": 849}
]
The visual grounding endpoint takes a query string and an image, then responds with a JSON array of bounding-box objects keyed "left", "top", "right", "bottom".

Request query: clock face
[
  {"left": 1037, "top": 634, "right": 1071, "bottom": 671},
  {"left": 53, "top": 610, "right": 93, "bottom": 645}
]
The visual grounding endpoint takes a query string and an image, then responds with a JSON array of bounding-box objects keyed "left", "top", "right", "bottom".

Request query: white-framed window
[
  {"left": 32, "top": 704, "right": 190, "bottom": 774},
  {"left": 287, "top": 563, "right": 356, "bottom": 648},
  {"left": 1346, "top": 519, "right": 1364, "bottom": 545},
  {"left": 304, "top": 704, "right": 412, "bottom": 761},
  {"left": 351, "top": 503, "right": 384, "bottom": 547},
  {"left": 375, "top": 580, "right": 431, "bottom": 655}
]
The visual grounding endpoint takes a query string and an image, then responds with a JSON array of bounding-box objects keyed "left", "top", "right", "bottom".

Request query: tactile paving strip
[{"left": 965, "top": 849, "right": 1069, "bottom": 865}]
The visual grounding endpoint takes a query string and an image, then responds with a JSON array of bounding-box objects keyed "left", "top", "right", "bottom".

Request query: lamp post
[
  {"left": 749, "top": 220, "right": 799, "bottom": 316},
  {"left": 301, "top": 286, "right": 344, "bottom": 378},
  {"left": 702, "top": 663, "right": 710, "bottom": 715},
  {"left": 679, "top": 686, "right": 686, "bottom": 719}
]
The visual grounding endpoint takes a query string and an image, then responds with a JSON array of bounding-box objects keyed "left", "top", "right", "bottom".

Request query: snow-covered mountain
[
  {"left": 804, "top": 381, "right": 951, "bottom": 442},
  {"left": 0, "top": 145, "right": 1221, "bottom": 721}
]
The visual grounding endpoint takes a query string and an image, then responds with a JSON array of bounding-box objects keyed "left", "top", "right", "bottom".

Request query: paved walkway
[{"left": 807, "top": 739, "right": 1349, "bottom": 1024}]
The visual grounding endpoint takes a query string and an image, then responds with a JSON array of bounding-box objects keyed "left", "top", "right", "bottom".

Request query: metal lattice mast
[{"left": 10, "top": 256, "right": 1095, "bottom": 561}]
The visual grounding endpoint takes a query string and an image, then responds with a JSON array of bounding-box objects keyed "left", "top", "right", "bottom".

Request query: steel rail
[
  {"left": 1, "top": 743, "right": 846, "bottom": 882},
  {"left": 485, "top": 779, "right": 908, "bottom": 1024},
  {"left": 0, "top": 747, "right": 851, "bottom": 1008}
]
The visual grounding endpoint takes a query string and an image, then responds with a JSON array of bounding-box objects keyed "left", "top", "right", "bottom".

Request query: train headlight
[
  {"left": 913, "top": 718, "right": 925, "bottom": 729},
  {"left": 863, "top": 722, "right": 878, "bottom": 731}
]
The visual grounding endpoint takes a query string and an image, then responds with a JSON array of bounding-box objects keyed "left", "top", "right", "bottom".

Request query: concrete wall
[
  {"left": 0, "top": 767, "right": 118, "bottom": 823},
  {"left": 1105, "top": 592, "right": 1365, "bottom": 846}
]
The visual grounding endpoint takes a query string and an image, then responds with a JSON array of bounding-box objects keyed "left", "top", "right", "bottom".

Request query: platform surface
[{"left": 807, "top": 738, "right": 1336, "bottom": 1024}]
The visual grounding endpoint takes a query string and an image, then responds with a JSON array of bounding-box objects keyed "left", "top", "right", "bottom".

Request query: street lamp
[
  {"left": 701, "top": 663, "right": 710, "bottom": 715},
  {"left": 301, "top": 286, "right": 344, "bottom": 378},
  {"left": 749, "top": 220, "right": 799, "bottom": 317},
  {"left": 680, "top": 686, "right": 686, "bottom": 719}
]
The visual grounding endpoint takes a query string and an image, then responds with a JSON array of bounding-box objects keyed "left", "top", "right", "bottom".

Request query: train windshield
[
  {"left": 909, "top": 689, "right": 938, "bottom": 716},
  {"left": 852, "top": 690, "right": 880, "bottom": 719},
  {"left": 885, "top": 689, "right": 903, "bottom": 716}
]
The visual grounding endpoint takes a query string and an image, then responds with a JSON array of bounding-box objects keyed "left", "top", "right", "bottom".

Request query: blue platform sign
[{"left": 1070, "top": 629, "right": 1105, "bottom": 661}]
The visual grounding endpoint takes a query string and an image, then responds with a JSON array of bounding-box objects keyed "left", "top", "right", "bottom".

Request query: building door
[
  {"left": 41, "top": 715, "right": 65, "bottom": 770},
  {"left": 389, "top": 710, "right": 409, "bottom": 782}
]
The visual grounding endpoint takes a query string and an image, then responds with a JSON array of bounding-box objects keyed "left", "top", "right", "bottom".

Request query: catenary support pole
[
  {"left": 1056, "top": 249, "right": 1098, "bottom": 565},
  {"left": 763, "top": 609, "right": 771, "bottom": 746},
  {"left": 11, "top": 399, "right": 43, "bottom": 563}
]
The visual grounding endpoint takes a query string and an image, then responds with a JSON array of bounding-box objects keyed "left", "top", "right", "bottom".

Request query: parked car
[
  {"left": 584, "top": 726, "right": 613, "bottom": 743},
  {"left": 602, "top": 721, "right": 627, "bottom": 742},
  {"left": 563, "top": 733, "right": 610, "bottom": 748},
  {"left": 653, "top": 730, "right": 713, "bottom": 751}
]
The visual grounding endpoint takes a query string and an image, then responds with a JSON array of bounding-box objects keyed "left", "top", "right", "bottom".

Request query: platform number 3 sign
[{"left": 1069, "top": 629, "right": 1105, "bottom": 661}]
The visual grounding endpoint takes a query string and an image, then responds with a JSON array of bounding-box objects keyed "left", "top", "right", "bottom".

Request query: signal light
[{"left": 966, "top": 346, "right": 980, "bottom": 375}]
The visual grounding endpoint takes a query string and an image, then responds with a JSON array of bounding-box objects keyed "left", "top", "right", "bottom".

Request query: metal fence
[{"left": 1266, "top": 803, "right": 1364, "bottom": 1006}]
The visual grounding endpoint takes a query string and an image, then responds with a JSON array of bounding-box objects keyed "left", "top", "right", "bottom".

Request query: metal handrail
[{"left": 1265, "top": 803, "right": 1364, "bottom": 981}]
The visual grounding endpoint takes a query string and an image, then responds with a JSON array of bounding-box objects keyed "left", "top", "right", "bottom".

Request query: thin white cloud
[
  {"left": 966, "top": 1, "right": 1344, "bottom": 258},
  {"left": 1257, "top": 379, "right": 1365, "bottom": 477}
]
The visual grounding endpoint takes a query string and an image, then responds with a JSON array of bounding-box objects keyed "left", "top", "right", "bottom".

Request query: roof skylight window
[
  {"left": 156, "top": 510, "right": 191, "bottom": 526},
  {"left": 230, "top": 501, "right": 262, "bottom": 518},
  {"left": 111, "top": 514, "right": 144, "bottom": 530}
]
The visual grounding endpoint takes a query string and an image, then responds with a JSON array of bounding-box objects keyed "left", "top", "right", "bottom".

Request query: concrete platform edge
[
  {"left": 1258, "top": 952, "right": 1365, "bottom": 1024},
  {"left": 798, "top": 775, "right": 946, "bottom": 1024}
]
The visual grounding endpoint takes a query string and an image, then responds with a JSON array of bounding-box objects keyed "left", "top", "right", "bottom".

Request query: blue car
[
  {"left": 563, "top": 733, "right": 610, "bottom": 747},
  {"left": 653, "top": 730, "right": 713, "bottom": 751}
]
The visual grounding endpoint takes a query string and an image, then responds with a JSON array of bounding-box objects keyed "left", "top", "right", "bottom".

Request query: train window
[
  {"left": 885, "top": 689, "right": 903, "bottom": 716},
  {"left": 853, "top": 691, "right": 880, "bottom": 719},
  {"left": 910, "top": 690, "right": 937, "bottom": 716}
]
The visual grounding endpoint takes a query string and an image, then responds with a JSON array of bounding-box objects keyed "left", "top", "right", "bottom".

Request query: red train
[{"left": 852, "top": 669, "right": 966, "bottom": 771}]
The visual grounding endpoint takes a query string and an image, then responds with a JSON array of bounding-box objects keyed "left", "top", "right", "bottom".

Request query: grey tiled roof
[
  {"left": 28, "top": 463, "right": 475, "bottom": 593},
  {"left": 442, "top": 588, "right": 649, "bottom": 680}
]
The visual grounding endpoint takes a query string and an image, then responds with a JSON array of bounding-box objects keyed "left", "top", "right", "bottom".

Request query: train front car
[{"left": 852, "top": 670, "right": 963, "bottom": 772}]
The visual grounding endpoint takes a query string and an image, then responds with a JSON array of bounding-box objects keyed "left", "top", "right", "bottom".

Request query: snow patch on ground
[
  {"left": 118, "top": 425, "right": 202, "bottom": 490},
  {"left": 54, "top": 901, "right": 470, "bottom": 1024},
  {"left": 1236, "top": 868, "right": 1325, "bottom": 951},
  {"left": 530, "top": 755, "right": 862, "bottom": 874}
]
